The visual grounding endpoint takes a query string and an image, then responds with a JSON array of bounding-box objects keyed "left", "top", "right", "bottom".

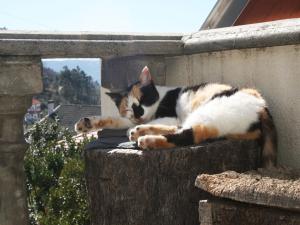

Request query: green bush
[{"left": 25, "top": 118, "right": 91, "bottom": 225}]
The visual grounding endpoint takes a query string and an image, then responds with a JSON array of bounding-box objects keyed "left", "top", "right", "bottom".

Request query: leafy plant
[{"left": 25, "top": 118, "right": 91, "bottom": 225}]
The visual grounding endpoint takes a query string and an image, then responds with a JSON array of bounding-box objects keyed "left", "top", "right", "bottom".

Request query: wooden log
[
  {"left": 195, "top": 169, "right": 300, "bottom": 212},
  {"left": 199, "top": 198, "right": 300, "bottom": 225},
  {"left": 84, "top": 140, "right": 260, "bottom": 225}
]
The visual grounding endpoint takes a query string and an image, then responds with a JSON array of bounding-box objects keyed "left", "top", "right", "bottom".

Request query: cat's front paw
[
  {"left": 75, "top": 117, "right": 93, "bottom": 133},
  {"left": 129, "top": 125, "right": 151, "bottom": 141}
]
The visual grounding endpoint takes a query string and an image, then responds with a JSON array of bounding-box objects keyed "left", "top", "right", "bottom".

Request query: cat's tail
[{"left": 259, "top": 108, "right": 278, "bottom": 168}]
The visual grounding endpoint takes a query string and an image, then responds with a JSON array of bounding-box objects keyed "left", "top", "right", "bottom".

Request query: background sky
[
  {"left": 1, "top": 1, "right": 217, "bottom": 83},
  {"left": 1, "top": 0, "right": 217, "bottom": 33}
]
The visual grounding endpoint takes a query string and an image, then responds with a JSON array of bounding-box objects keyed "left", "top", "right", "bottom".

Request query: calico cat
[{"left": 75, "top": 66, "right": 277, "bottom": 168}]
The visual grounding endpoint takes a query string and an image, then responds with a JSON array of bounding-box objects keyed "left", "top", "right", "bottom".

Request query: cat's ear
[
  {"left": 106, "top": 92, "right": 123, "bottom": 106},
  {"left": 139, "top": 66, "right": 152, "bottom": 86}
]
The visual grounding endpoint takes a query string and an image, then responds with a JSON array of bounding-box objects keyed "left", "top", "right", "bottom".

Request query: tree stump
[{"left": 85, "top": 139, "right": 260, "bottom": 225}]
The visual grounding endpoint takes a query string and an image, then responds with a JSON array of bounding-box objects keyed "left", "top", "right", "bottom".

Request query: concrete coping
[
  {"left": 183, "top": 18, "right": 300, "bottom": 54},
  {"left": 0, "top": 31, "right": 184, "bottom": 58},
  {"left": 0, "top": 30, "right": 184, "bottom": 40},
  {"left": 1, "top": 19, "right": 300, "bottom": 58}
]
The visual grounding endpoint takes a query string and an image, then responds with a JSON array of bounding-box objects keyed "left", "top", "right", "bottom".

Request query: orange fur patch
[
  {"left": 144, "top": 135, "right": 175, "bottom": 149},
  {"left": 130, "top": 85, "right": 142, "bottom": 100},
  {"left": 119, "top": 97, "right": 128, "bottom": 116},
  {"left": 191, "top": 95, "right": 207, "bottom": 111},
  {"left": 241, "top": 88, "right": 262, "bottom": 98},
  {"left": 192, "top": 125, "right": 219, "bottom": 143},
  {"left": 147, "top": 125, "right": 178, "bottom": 135},
  {"left": 227, "top": 130, "right": 261, "bottom": 140},
  {"left": 95, "top": 118, "right": 113, "bottom": 128}
]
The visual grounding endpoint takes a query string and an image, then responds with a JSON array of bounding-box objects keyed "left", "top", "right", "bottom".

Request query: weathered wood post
[{"left": 0, "top": 56, "right": 42, "bottom": 225}]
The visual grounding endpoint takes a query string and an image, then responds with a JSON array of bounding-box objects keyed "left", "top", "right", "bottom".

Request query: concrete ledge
[
  {"left": 85, "top": 140, "right": 260, "bottom": 225},
  {"left": 0, "top": 39, "right": 183, "bottom": 58},
  {"left": 184, "top": 18, "right": 300, "bottom": 54},
  {"left": 195, "top": 169, "right": 300, "bottom": 212},
  {"left": 0, "top": 32, "right": 183, "bottom": 58},
  {"left": 0, "top": 31, "right": 183, "bottom": 40},
  {"left": 199, "top": 198, "right": 300, "bottom": 225}
]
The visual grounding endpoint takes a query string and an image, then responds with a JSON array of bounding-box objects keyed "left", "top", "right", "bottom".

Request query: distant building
[
  {"left": 50, "top": 104, "right": 101, "bottom": 132},
  {"left": 201, "top": 0, "right": 300, "bottom": 30},
  {"left": 24, "top": 98, "right": 43, "bottom": 124}
]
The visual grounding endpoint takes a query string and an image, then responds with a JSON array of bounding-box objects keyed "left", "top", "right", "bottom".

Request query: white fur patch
[
  {"left": 182, "top": 92, "right": 266, "bottom": 135},
  {"left": 146, "top": 117, "right": 179, "bottom": 126}
]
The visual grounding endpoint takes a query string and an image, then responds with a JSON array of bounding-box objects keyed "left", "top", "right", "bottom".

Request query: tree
[
  {"left": 36, "top": 66, "right": 100, "bottom": 106},
  {"left": 25, "top": 118, "right": 92, "bottom": 225}
]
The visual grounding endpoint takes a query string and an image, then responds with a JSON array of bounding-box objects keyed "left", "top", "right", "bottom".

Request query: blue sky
[
  {"left": 1, "top": 0, "right": 216, "bottom": 32},
  {"left": 2, "top": 1, "right": 217, "bottom": 83}
]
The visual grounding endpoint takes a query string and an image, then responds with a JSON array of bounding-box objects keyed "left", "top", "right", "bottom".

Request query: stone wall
[
  {"left": 0, "top": 56, "right": 43, "bottom": 225},
  {"left": 0, "top": 32, "right": 183, "bottom": 225}
]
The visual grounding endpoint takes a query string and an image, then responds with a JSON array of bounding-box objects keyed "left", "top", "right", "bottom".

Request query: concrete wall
[
  {"left": 100, "top": 87, "right": 120, "bottom": 117},
  {"left": 165, "top": 44, "right": 300, "bottom": 169}
]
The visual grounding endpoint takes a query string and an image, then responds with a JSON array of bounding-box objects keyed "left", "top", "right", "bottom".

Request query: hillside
[
  {"left": 42, "top": 58, "right": 101, "bottom": 83},
  {"left": 37, "top": 66, "right": 100, "bottom": 106}
]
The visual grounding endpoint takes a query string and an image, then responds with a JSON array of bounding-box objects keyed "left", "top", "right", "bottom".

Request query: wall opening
[{"left": 24, "top": 58, "right": 102, "bottom": 133}]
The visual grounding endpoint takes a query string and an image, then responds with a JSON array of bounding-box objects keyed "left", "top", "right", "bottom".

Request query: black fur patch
[
  {"left": 182, "top": 83, "right": 207, "bottom": 93},
  {"left": 132, "top": 103, "right": 144, "bottom": 119},
  {"left": 211, "top": 88, "right": 239, "bottom": 100},
  {"left": 155, "top": 88, "right": 181, "bottom": 118},
  {"left": 248, "top": 122, "right": 261, "bottom": 132},
  {"left": 140, "top": 82, "right": 159, "bottom": 106},
  {"left": 165, "top": 128, "right": 194, "bottom": 146},
  {"left": 260, "top": 107, "right": 278, "bottom": 167},
  {"left": 265, "top": 107, "right": 274, "bottom": 119},
  {"left": 83, "top": 117, "right": 92, "bottom": 129}
]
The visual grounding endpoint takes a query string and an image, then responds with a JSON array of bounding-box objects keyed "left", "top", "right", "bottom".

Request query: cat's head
[{"left": 106, "top": 66, "right": 159, "bottom": 124}]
